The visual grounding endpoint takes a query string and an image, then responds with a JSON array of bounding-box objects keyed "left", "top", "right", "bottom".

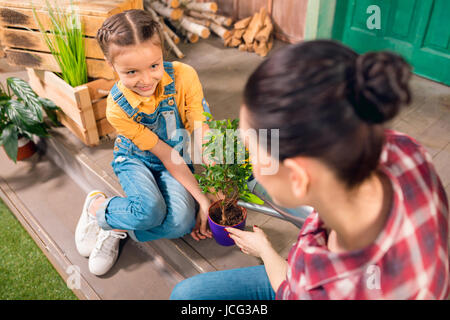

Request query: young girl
[
  {"left": 171, "top": 40, "right": 449, "bottom": 300},
  {"left": 75, "top": 9, "right": 212, "bottom": 276}
]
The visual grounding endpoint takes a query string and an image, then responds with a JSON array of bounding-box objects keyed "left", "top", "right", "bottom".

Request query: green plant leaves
[
  {"left": 202, "top": 111, "right": 213, "bottom": 120},
  {"left": 0, "top": 77, "right": 59, "bottom": 161},
  {"left": 3, "top": 97, "right": 49, "bottom": 138},
  {"left": 5, "top": 100, "right": 38, "bottom": 127},
  {"left": 38, "top": 97, "right": 60, "bottom": 126},
  {"left": 0, "top": 124, "right": 18, "bottom": 163},
  {"left": 240, "top": 192, "right": 265, "bottom": 205},
  {"left": 196, "top": 116, "right": 254, "bottom": 208},
  {"left": 33, "top": 1, "right": 88, "bottom": 87},
  {"left": 6, "top": 77, "right": 43, "bottom": 122}
]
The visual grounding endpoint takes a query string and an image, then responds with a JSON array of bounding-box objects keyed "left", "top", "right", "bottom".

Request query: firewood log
[
  {"left": 185, "top": 16, "right": 211, "bottom": 27},
  {"left": 215, "top": 15, "right": 233, "bottom": 27},
  {"left": 239, "top": 43, "right": 250, "bottom": 52},
  {"left": 224, "top": 34, "right": 233, "bottom": 47},
  {"left": 150, "top": 1, "right": 183, "bottom": 20},
  {"left": 254, "top": 39, "right": 269, "bottom": 57},
  {"left": 230, "top": 37, "right": 242, "bottom": 47},
  {"left": 234, "top": 16, "right": 251, "bottom": 29},
  {"left": 243, "top": 12, "right": 263, "bottom": 45},
  {"left": 144, "top": 5, "right": 184, "bottom": 58},
  {"left": 186, "top": 10, "right": 206, "bottom": 20},
  {"left": 187, "top": 32, "right": 199, "bottom": 43},
  {"left": 255, "top": 16, "right": 273, "bottom": 43},
  {"left": 200, "top": 12, "right": 232, "bottom": 27},
  {"left": 163, "top": 24, "right": 180, "bottom": 44},
  {"left": 164, "top": 29, "right": 185, "bottom": 58},
  {"left": 186, "top": 2, "right": 218, "bottom": 13},
  {"left": 159, "top": 0, "right": 180, "bottom": 9},
  {"left": 259, "top": 7, "right": 267, "bottom": 26},
  {"left": 233, "top": 28, "right": 246, "bottom": 39},
  {"left": 210, "top": 22, "right": 231, "bottom": 40},
  {"left": 179, "top": 17, "right": 210, "bottom": 39}
]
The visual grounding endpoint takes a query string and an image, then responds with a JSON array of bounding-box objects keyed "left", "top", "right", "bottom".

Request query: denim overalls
[{"left": 96, "top": 61, "right": 203, "bottom": 242}]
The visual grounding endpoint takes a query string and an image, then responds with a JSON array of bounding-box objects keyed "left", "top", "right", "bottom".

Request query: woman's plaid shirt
[{"left": 277, "top": 130, "right": 449, "bottom": 300}]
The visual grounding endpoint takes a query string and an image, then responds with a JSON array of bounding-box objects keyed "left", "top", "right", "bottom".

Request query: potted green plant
[
  {"left": 195, "top": 112, "right": 263, "bottom": 246},
  {"left": 0, "top": 77, "right": 60, "bottom": 162}
]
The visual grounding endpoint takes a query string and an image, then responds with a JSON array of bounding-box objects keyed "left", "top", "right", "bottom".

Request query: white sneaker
[
  {"left": 75, "top": 190, "right": 107, "bottom": 257},
  {"left": 88, "top": 229, "right": 127, "bottom": 276}
]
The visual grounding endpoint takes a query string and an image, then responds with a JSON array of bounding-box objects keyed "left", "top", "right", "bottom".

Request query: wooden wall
[{"left": 197, "top": 0, "right": 308, "bottom": 43}]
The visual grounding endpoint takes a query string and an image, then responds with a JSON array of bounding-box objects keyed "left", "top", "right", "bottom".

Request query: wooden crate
[
  {"left": 0, "top": 0, "right": 143, "bottom": 79},
  {"left": 27, "top": 68, "right": 116, "bottom": 146}
]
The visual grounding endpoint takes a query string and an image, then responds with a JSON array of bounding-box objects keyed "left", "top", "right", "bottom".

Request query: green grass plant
[
  {"left": 34, "top": 0, "right": 88, "bottom": 87},
  {"left": 0, "top": 197, "right": 77, "bottom": 300}
]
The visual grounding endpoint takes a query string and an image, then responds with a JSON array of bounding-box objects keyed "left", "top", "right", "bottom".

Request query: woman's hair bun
[{"left": 352, "top": 51, "right": 412, "bottom": 124}]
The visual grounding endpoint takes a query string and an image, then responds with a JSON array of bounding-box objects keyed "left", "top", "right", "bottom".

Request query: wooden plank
[
  {"left": 28, "top": 68, "right": 102, "bottom": 145},
  {"left": 0, "top": 37, "right": 4, "bottom": 58},
  {"left": 0, "top": 0, "right": 141, "bottom": 17},
  {"left": 237, "top": 0, "right": 267, "bottom": 19},
  {"left": 0, "top": 7, "right": 105, "bottom": 37},
  {"left": 58, "top": 111, "right": 91, "bottom": 146},
  {"left": 0, "top": 27, "right": 104, "bottom": 59},
  {"left": 74, "top": 85, "right": 100, "bottom": 146},
  {"left": 28, "top": 68, "right": 78, "bottom": 106},
  {"left": 196, "top": 0, "right": 305, "bottom": 44},
  {"left": 196, "top": 0, "right": 234, "bottom": 16},
  {"left": 267, "top": 0, "right": 273, "bottom": 14},
  {"left": 27, "top": 68, "right": 86, "bottom": 128},
  {"left": 92, "top": 99, "right": 107, "bottom": 120},
  {"left": 6, "top": 48, "right": 115, "bottom": 79},
  {"left": 87, "top": 60, "right": 116, "bottom": 81},
  {"left": 97, "top": 118, "right": 116, "bottom": 137},
  {"left": 85, "top": 78, "right": 115, "bottom": 101},
  {"left": 272, "top": 0, "right": 306, "bottom": 43}
]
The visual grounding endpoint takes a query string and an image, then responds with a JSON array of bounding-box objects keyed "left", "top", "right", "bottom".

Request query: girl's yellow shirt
[{"left": 106, "top": 61, "right": 207, "bottom": 151}]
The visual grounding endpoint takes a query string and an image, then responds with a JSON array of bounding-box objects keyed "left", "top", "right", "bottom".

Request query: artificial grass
[{"left": 0, "top": 197, "right": 78, "bottom": 300}]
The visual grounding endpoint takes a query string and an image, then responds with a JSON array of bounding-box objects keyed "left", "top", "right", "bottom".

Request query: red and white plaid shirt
[{"left": 276, "top": 130, "right": 449, "bottom": 300}]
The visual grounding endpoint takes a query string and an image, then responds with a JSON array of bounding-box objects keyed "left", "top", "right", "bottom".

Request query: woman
[{"left": 170, "top": 40, "right": 449, "bottom": 300}]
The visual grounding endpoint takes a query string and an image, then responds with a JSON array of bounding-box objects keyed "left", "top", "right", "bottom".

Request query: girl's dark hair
[
  {"left": 243, "top": 40, "right": 412, "bottom": 188},
  {"left": 96, "top": 9, "right": 164, "bottom": 61}
]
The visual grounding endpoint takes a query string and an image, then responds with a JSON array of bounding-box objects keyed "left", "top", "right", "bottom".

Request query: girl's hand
[
  {"left": 191, "top": 203, "right": 213, "bottom": 241},
  {"left": 226, "top": 225, "right": 273, "bottom": 258}
]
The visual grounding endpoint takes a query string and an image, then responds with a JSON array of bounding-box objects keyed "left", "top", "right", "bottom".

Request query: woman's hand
[
  {"left": 227, "top": 225, "right": 288, "bottom": 292},
  {"left": 191, "top": 202, "right": 213, "bottom": 241},
  {"left": 226, "top": 225, "right": 273, "bottom": 258}
]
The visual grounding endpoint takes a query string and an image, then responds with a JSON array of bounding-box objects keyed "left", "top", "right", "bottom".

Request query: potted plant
[
  {"left": 0, "top": 77, "right": 60, "bottom": 162},
  {"left": 195, "top": 112, "right": 263, "bottom": 246}
]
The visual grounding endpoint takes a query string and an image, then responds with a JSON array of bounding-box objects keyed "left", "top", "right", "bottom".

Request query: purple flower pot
[{"left": 208, "top": 201, "right": 247, "bottom": 246}]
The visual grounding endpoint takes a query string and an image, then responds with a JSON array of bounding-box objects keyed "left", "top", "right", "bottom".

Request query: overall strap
[
  {"left": 163, "top": 61, "right": 211, "bottom": 118},
  {"left": 163, "top": 61, "right": 176, "bottom": 95},
  {"left": 110, "top": 83, "right": 139, "bottom": 118}
]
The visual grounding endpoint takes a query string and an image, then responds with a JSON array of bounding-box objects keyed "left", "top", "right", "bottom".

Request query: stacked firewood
[
  {"left": 224, "top": 7, "right": 273, "bottom": 57},
  {"left": 143, "top": 1, "right": 273, "bottom": 58},
  {"left": 143, "top": 0, "right": 232, "bottom": 58}
]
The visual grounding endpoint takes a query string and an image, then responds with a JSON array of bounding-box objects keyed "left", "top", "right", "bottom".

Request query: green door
[{"left": 335, "top": 0, "right": 450, "bottom": 85}]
